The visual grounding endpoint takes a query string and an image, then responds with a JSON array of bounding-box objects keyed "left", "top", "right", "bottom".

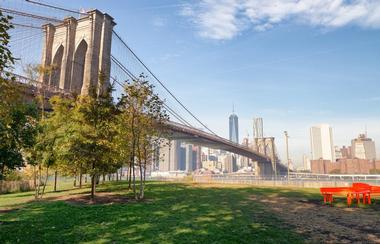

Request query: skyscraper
[
  {"left": 351, "top": 134, "right": 376, "bottom": 160},
  {"left": 169, "top": 140, "right": 181, "bottom": 171},
  {"left": 194, "top": 145, "right": 202, "bottom": 170},
  {"left": 221, "top": 154, "right": 237, "bottom": 173},
  {"left": 185, "top": 144, "right": 193, "bottom": 172},
  {"left": 253, "top": 117, "right": 263, "bottom": 139},
  {"left": 159, "top": 139, "right": 182, "bottom": 171},
  {"left": 310, "top": 124, "right": 335, "bottom": 161},
  {"left": 229, "top": 107, "right": 239, "bottom": 143}
]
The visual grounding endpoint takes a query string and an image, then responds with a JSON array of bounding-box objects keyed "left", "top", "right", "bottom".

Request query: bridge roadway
[
  {"left": 163, "top": 121, "right": 270, "bottom": 162},
  {"left": 12, "top": 73, "right": 286, "bottom": 176},
  {"left": 162, "top": 120, "right": 289, "bottom": 175}
]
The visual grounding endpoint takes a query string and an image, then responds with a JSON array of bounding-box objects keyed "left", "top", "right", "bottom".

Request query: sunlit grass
[
  {"left": 2, "top": 180, "right": 380, "bottom": 243},
  {"left": 0, "top": 181, "right": 308, "bottom": 243}
]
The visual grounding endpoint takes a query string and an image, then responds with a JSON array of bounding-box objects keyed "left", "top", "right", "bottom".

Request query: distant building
[
  {"left": 310, "top": 158, "right": 380, "bottom": 174},
  {"left": 201, "top": 152, "right": 207, "bottom": 162},
  {"left": 192, "top": 150, "right": 197, "bottom": 171},
  {"left": 179, "top": 146, "right": 186, "bottom": 170},
  {"left": 253, "top": 117, "right": 263, "bottom": 139},
  {"left": 170, "top": 140, "right": 181, "bottom": 171},
  {"left": 194, "top": 145, "right": 202, "bottom": 170},
  {"left": 158, "top": 140, "right": 181, "bottom": 172},
  {"left": 229, "top": 108, "right": 239, "bottom": 143},
  {"left": 303, "top": 154, "right": 311, "bottom": 171},
  {"left": 221, "top": 154, "right": 237, "bottom": 173},
  {"left": 351, "top": 134, "right": 376, "bottom": 161},
  {"left": 340, "top": 146, "right": 352, "bottom": 159},
  {"left": 208, "top": 155, "right": 218, "bottom": 161},
  {"left": 202, "top": 161, "right": 218, "bottom": 171},
  {"left": 334, "top": 146, "right": 343, "bottom": 160},
  {"left": 185, "top": 144, "right": 193, "bottom": 172},
  {"left": 310, "top": 124, "right": 335, "bottom": 161}
]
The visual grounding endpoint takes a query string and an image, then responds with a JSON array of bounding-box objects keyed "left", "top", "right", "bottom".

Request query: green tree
[
  {"left": 0, "top": 9, "right": 16, "bottom": 100},
  {"left": 0, "top": 10, "right": 40, "bottom": 180},
  {"left": 117, "top": 74, "right": 168, "bottom": 199},
  {"left": 32, "top": 96, "right": 73, "bottom": 198},
  {"left": 0, "top": 102, "right": 39, "bottom": 180},
  {"left": 58, "top": 75, "right": 117, "bottom": 199}
]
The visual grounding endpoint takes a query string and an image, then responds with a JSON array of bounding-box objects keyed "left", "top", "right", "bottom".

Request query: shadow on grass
[{"left": 0, "top": 182, "right": 304, "bottom": 243}]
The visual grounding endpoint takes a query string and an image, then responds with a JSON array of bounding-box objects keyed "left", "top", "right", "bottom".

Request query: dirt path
[{"left": 251, "top": 195, "right": 380, "bottom": 243}]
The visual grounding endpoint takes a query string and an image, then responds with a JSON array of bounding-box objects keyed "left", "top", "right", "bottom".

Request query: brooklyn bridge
[{"left": 2, "top": 0, "right": 289, "bottom": 176}]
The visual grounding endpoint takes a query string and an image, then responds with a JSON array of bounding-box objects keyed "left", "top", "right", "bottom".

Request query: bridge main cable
[
  {"left": 110, "top": 57, "right": 194, "bottom": 127},
  {"left": 112, "top": 31, "right": 218, "bottom": 136}
]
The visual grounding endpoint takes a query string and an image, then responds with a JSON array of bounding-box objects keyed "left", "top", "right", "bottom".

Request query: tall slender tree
[{"left": 117, "top": 74, "right": 168, "bottom": 199}]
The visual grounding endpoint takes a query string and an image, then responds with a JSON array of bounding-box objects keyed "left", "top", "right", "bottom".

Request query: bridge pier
[{"left": 255, "top": 160, "right": 275, "bottom": 177}]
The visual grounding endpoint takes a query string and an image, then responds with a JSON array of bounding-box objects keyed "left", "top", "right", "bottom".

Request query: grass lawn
[
  {"left": 4, "top": 181, "right": 380, "bottom": 243},
  {"left": 0, "top": 181, "right": 315, "bottom": 243}
]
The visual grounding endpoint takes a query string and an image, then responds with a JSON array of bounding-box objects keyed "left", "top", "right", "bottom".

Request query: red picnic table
[{"left": 320, "top": 182, "right": 380, "bottom": 206}]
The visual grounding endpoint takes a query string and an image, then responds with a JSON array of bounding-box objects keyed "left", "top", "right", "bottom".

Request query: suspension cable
[{"left": 112, "top": 31, "right": 217, "bottom": 136}]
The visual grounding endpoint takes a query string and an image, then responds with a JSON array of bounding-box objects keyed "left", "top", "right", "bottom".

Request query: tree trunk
[
  {"left": 79, "top": 170, "right": 83, "bottom": 188},
  {"left": 143, "top": 164, "right": 146, "bottom": 182},
  {"left": 73, "top": 173, "right": 77, "bottom": 187},
  {"left": 54, "top": 170, "right": 58, "bottom": 192},
  {"left": 102, "top": 174, "right": 105, "bottom": 184},
  {"left": 132, "top": 162, "right": 136, "bottom": 199},
  {"left": 90, "top": 162, "right": 96, "bottom": 200},
  {"left": 33, "top": 165, "right": 37, "bottom": 197},
  {"left": 40, "top": 167, "right": 49, "bottom": 198},
  {"left": 143, "top": 162, "right": 147, "bottom": 198},
  {"left": 128, "top": 166, "right": 132, "bottom": 189},
  {"left": 91, "top": 174, "right": 96, "bottom": 200},
  {"left": 36, "top": 165, "right": 42, "bottom": 199},
  {"left": 34, "top": 165, "right": 39, "bottom": 199},
  {"left": 143, "top": 146, "right": 147, "bottom": 187},
  {"left": 139, "top": 163, "right": 143, "bottom": 199}
]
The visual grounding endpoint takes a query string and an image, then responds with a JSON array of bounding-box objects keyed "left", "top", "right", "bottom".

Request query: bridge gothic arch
[
  {"left": 39, "top": 10, "right": 115, "bottom": 95},
  {"left": 71, "top": 39, "right": 88, "bottom": 94},
  {"left": 265, "top": 144, "right": 272, "bottom": 157},
  {"left": 49, "top": 45, "right": 64, "bottom": 88},
  {"left": 258, "top": 144, "right": 265, "bottom": 155}
]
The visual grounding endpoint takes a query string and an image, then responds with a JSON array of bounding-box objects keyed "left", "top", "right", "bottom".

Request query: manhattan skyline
[{"left": 18, "top": 0, "right": 380, "bottom": 166}]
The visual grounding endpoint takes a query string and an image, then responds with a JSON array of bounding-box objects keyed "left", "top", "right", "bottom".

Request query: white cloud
[
  {"left": 181, "top": 0, "right": 380, "bottom": 40},
  {"left": 152, "top": 17, "right": 166, "bottom": 28},
  {"left": 181, "top": 0, "right": 244, "bottom": 40}
]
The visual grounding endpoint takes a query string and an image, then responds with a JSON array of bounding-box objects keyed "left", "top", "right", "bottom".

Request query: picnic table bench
[{"left": 320, "top": 183, "right": 380, "bottom": 206}]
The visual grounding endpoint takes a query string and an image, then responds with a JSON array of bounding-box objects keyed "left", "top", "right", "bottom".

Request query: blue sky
[{"left": 24, "top": 0, "right": 380, "bottom": 166}]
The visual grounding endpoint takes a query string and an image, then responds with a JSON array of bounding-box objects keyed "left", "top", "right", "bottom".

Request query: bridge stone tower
[
  {"left": 39, "top": 10, "right": 115, "bottom": 95},
  {"left": 254, "top": 137, "right": 277, "bottom": 176}
]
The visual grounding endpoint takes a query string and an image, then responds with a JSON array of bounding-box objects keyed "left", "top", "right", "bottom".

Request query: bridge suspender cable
[
  {"left": 162, "top": 104, "right": 194, "bottom": 127},
  {"left": 109, "top": 60, "right": 194, "bottom": 127},
  {"left": 112, "top": 31, "right": 218, "bottom": 136}
]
